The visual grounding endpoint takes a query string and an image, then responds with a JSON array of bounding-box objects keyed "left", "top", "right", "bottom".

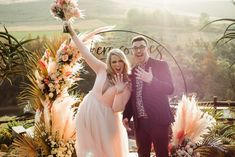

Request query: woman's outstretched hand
[{"left": 112, "top": 73, "right": 128, "bottom": 94}]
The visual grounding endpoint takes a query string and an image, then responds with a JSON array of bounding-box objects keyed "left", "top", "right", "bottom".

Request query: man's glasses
[{"left": 131, "top": 45, "right": 146, "bottom": 52}]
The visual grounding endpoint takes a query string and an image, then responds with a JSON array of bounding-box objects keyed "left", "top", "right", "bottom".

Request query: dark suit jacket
[{"left": 123, "top": 58, "right": 174, "bottom": 129}]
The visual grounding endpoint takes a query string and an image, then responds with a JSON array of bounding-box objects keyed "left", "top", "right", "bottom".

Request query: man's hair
[{"left": 131, "top": 36, "right": 148, "bottom": 46}]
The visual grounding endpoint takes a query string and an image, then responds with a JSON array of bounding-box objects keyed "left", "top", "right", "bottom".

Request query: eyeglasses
[{"left": 131, "top": 45, "right": 146, "bottom": 52}]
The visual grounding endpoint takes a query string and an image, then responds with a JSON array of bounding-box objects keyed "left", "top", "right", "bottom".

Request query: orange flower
[
  {"left": 65, "top": 71, "right": 72, "bottom": 77},
  {"left": 39, "top": 60, "right": 48, "bottom": 75}
]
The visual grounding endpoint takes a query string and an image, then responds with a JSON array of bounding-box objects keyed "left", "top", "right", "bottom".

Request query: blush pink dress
[
  {"left": 71, "top": 34, "right": 130, "bottom": 157},
  {"left": 72, "top": 35, "right": 130, "bottom": 157},
  {"left": 75, "top": 71, "right": 129, "bottom": 157}
]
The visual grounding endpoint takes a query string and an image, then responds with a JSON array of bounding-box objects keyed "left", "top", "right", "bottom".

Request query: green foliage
[
  {"left": 0, "top": 119, "right": 34, "bottom": 147},
  {"left": 194, "top": 121, "right": 235, "bottom": 157},
  {"left": 7, "top": 120, "right": 33, "bottom": 130},
  {"left": 0, "top": 128, "right": 13, "bottom": 146},
  {"left": 206, "top": 121, "right": 235, "bottom": 145},
  {"left": 171, "top": 36, "right": 235, "bottom": 100},
  {"left": 0, "top": 26, "right": 36, "bottom": 86},
  {"left": 201, "top": 18, "right": 235, "bottom": 46}
]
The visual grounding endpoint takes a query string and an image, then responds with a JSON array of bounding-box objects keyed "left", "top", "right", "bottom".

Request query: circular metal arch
[{"left": 94, "top": 29, "right": 188, "bottom": 93}]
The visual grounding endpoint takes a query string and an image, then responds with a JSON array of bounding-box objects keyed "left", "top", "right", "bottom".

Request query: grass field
[{"left": 1, "top": 19, "right": 112, "bottom": 39}]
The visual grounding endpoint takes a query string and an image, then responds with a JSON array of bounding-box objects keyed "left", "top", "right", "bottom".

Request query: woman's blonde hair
[{"left": 106, "top": 48, "right": 130, "bottom": 84}]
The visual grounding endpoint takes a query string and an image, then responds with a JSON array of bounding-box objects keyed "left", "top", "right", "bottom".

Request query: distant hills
[
  {"left": 0, "top": 0, "right": 125, "bottom": 28},
  {"left": 0, "top": 0, "right": 235, "bottom": 31}
]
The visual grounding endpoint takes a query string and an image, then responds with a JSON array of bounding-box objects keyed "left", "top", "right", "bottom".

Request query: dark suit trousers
[{"left": 136, "top": 118, "right": 169, "bottom": 157}]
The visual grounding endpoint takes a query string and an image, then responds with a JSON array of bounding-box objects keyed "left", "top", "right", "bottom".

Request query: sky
[
  {"left": 111, "top": 0, "right": 235, "bottom": 18},
  {"left": 0, "top": 0, "right": 232, "bottom": 4},
  {"left": 0, "top": 0, "right": 39, "bottom": 4},
  {"left": 0, "top": 0, "right": 234, "bottom": 18}
]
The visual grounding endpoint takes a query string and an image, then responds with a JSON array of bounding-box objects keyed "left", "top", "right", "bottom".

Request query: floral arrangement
[
  {"left": 36, "top": 42, "right": 81, "bottom": 102},
  {"left": 13, "top": 119, "right": 76, "bottom": 157},
  {"left": 50, "top": 0, "right": 84, "bottom": 21},
  {"left": 48, "top": 139, "right": 75, "bottom": 157},
  {"left": 50, "top": 0, "right": 84, "bottom": 32},
  {"left": 169, "top": 95, "right": 217, "bottom": 157},
  {"left": 12, "top": 23, "right": 114, "bottom": 156},
  {"left": 11, "top": 1, "right": 115, "bottom": 153},
  {"left": 12, "top": 40, "right": 80, "bottom": 156},
  {"left": 171, "top": 95, "right": 216, "bottom": 146}
]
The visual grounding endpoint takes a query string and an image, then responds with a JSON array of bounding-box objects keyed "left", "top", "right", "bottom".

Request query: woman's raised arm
[{"left": 67, "top": 22, "right": 106, "bottom": 74}]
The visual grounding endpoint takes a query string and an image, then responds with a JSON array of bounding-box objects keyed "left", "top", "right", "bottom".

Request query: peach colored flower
[
  {"left": 62, "top": 54, "right": 69, "bottom": 62},
  {"left": 44, "top": 78, "right": 49, "bottom": 84},
  {"left": 65, "top": 71, "right": 72, "bottom": 77}
]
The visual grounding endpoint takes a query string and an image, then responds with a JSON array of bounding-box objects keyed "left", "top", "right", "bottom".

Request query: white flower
[
  {"left": 67, "top": 150, "right": 72, "bottom": 155},
  {"left": 51, "top": 73, "right": 57, "bottom": 80},
  {"left": 48, "top": 59, "right": 57, "bottom": 74},
  {"left": 48, "top": 83, "right": 54, "bottom": 88},
  {"left": 51, "top": 150, "right": 56, "bottom": 154},
  {"left": 35, "top": 109, "right": 42, "bottom": 123},
  {"left": 56, "top": 89, "right": 61, "bottom": 94},
  {"left": 49, "top": 92, "right": 54, "bottom": 98},
  {"left": 41, "top": 132, "right": 46, "bottom": 136},
  {"left": 50, "top": 88, "right": 55, "bottom": 92}
]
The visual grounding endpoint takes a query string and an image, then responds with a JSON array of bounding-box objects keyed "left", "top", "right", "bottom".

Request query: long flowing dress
[{"left": 75, "top": 71, "right": 129, "bottom": 157}]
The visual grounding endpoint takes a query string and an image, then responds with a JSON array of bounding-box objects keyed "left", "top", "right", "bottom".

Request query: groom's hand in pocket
[{"left": 123, "top": 118, "right": 132, "bottom": 132}]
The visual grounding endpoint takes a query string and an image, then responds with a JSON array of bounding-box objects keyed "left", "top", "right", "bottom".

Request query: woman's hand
[
  {"left": 112, "top": 73, "right": 128, "bottom": 94},
  {"left": 63, "top": 21, "right": 76, "bottom": 36},
  {"left": 123, "top": 118, "right": 132, "bottom": 131}
]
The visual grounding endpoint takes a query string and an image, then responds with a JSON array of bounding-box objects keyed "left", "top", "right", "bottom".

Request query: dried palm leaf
[
  {"left": 79, "top": 25, "right": 115, "bottom": 45},
  {"left": 44, "top": 35, "right": 69, "bottom": 58},
  {"left": 12, "top": 134, "right": 38, "bottom": 157},
  {"left": 194, "top": 146, "right": 225, "bottom": 157},
  {"left": 18, "top": 74, "right": 44, "bottom": 109},
  {"left": 201, "top": 136, "right": 227, "bottom": 152}
]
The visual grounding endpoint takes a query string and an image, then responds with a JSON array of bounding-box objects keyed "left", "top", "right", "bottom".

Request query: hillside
[
  {"left": 1, "top": 0, "right": 235, "bottom": 29},
  {"left": 0, "top": 0, "right": 126, "bottom": 28}
]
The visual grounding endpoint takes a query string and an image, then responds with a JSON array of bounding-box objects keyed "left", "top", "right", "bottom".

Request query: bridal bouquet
[{"left": 50, "top": 0, "right": 84, "bottom": 32}]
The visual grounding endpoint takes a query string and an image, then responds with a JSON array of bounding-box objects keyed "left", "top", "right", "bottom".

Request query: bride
[{"left": 66, "top": 22, "right": 131, "bottom": 157}]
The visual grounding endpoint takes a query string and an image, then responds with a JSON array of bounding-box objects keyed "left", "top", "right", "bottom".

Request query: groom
[{"left": 123, "top": 36, "right": 174, "bottom": 157}]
